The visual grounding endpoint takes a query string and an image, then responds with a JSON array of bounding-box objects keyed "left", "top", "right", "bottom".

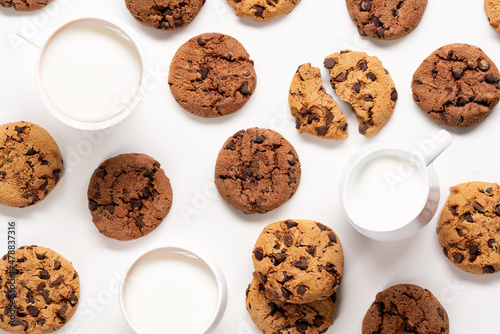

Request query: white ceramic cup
[
  {"left": 341, "top": 130, "right": 453, "bottom": 242},
  {"left": 119, "top": 242, "right": 228, "bottom": 334},
  {"left": 36, "top": 18, "right": 147, "bottom": 130}
]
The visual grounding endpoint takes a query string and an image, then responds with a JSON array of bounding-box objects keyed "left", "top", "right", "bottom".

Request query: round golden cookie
[
  {"left": 323, "top": 50, "right": 397, "bottom": 137},
  {"left": 485, "top": 0, "right": 500, "bottom": 34},
  {"left": 245, "top": 273, "right": 336, "bottom": 334},
  {"left": 252, "top": 219, "right": 344, "bottom": 304},
  {"left": 227, "top": 0, "right": 300, "bottom": 22},
  {"left": 0, "top": 0, "right": 53, "bottom": 11},
  {"left": 289, "top": 63, "right": 348, "bottom": 140},
  {"left": 438, "top": 181, "right": 500, "bottom": 275},
  {"left": 0, "top": 246, "right": 80, "bottom": 334},
  {"left": 0, "top": 122, "right": 63, "bottom": 208}
]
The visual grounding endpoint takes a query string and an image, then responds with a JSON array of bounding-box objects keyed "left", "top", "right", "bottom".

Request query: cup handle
[{"left": 418, "top": 130, "right": 453, "bottom": 166}]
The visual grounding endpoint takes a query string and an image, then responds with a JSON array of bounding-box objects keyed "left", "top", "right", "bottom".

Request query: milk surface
[
  {"left": 40, "top": 20, "right": 142, "bottom": 123},
  {"left": 124, "top": 252, "right": 219, "bottom": 334},
  {"left": 348, "top": 155, "right": 427, "bottom": 231}
]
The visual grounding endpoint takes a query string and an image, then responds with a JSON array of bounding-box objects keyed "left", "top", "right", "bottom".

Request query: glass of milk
[
  {"left": 37, "top": 18, "right": 147, "bottom": 130},
  {"left": 341, "top": 130, "right": 453, "bottom": 242},
  {"left": 119, "top": 243, "right": 228, "bottom": 334}
]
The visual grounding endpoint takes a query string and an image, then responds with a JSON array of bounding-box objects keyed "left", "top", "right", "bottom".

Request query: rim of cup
[
  {"left": 119, "top": 242, "right": 228, "bottom": 334},
  {"left": 342, "top": 146, "right": 430, "bottom": 235},
  {"left": 36, "top": 17, "right": 147, "bottom": 131}
]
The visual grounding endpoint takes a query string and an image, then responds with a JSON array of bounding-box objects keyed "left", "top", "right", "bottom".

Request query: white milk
[
  {"left": 348, "top": 155, "right": 427, "bottom": 231},
  {"left": 39, "top": 20, "right": 142, "bottom": 123},
  {"left": 124, "top": 252, "right": 219, "bottom": 334}
]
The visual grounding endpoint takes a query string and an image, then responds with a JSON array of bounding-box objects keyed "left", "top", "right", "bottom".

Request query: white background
[{"left": 0, "top": 0, "right": 500, "bottom": 333}]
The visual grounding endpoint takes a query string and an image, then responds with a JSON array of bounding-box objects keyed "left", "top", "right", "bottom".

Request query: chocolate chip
[
  {"left": 274, "top": 253, "right": 286, "bottom": 264},
  {"left": 469, "top": 245, "right": 480, "bottom": 255},
  {"left": 488, "top": 239, "right": 497, "bottom": 249},
  {"left": 54, "top": 260, "right": 61, "bottom": 270},
  {"left": 268, "top": 302, "right": 279, "bottom": 316},
  {"left": 51, "top": 276, "right": 63, "bottom": 287},
  {"left": 105, "top": 205, "right": 115, "bottom": 214},
  {"left": 282, "top": 272, "right": 293, "bottom": 283},
  {"left": 253, "top": 134, "right": 265, "bottom": 144},
  {"left": 495, "top": 205, "right": 500, "bottom": 216},
  {"left": 306, "top": 247, "right": 315, "bottom": 257},
  {"left": 297, "top": 285, "right": 307, "bottom": 296},
  {"left": 6, "top": 291, "right": 16, "bottom": 300},
  {"left": 281, "top": 287, "right": 291, "bottom": 299},
  {"left": 464, "top": 214, "right": 473, "bottom": 223},
  {"left": 36, "top": 253, "right": 46, "bottom": 260},
  {"left": 96, "top": 170, "right": 106, "bottom": 178},
  {"left": 479, "top": 60, "right": 490, "bottom": 71},
  {"left": 254, "top": 248, "right": 264, "bottom": 260},
  {"left": 366, "top": 72, "right": 377, "bottom": 81},
  {"left": 254, "top": 5, "right": 264, "bottom": 17},
  {"left": 287, "top": 153, "right": 297, "bottom": 166},
  {"left": 70, "top": 292, "right": 78, "bottom": 305},
  {"left": 283, "top": 233, "right": 293, "bottom": 247},
  {"left": 37, "top": 319, "right": 46, "bottom": 325},
  {"left": 8, "top": 268, "right": 19, "bottom": 276},
  {"left": 485, "top": 74, "right": 497, "bottom": 84},
  {"left": 437, "top": 308, "right": 445, "bottom": 320},
  {"left": 372, "top": 17, "right": 381, "bottom": 27},
  {"left": 11, "top": 318, "right": 26, "bottom": 328},
  {"left": 450, "top": 206, "right": 457, "bottom": 216},
  {"left": 239, "top": 81, "right": 250, "bottom": 95},
  {"left": 135, "top": 216, "right": 145, "bottom": 228},
  {"left": 335, "top": 71, "right": 348, "bottom": 82},
  {"left": 353, "top": 82, "right": 361, "bottom": 93},
  {"left": 267, "top": 288, "right": 279, "bottom": 299},
  {"left": 42, "top": 290, "right": 51, "bottom": 303},
  {"left": 26, "top": 147, "right": 36, "bottom": 156},
  {"left": 316, "top": 223, "right": 327, "bottom": 231},
  {"left": 325, "top": 112, "right": 334, "bottom": 123},
  {"left": 225, "top": 140, "right": 236, "bottom": 151},
  {"left": 27, "top": 305, "right": 39, "bottom": 317},
  {"left": 316, "top": 126, "right": 327, "bottom": 136},
  {"left": 364, "top": 96, "right": 374, "bottom": 102},
  {"left": 292, "top": 259, "right": 308, "bottom": 270},
  {"left": 58, "top": 304, "right": 68, "bottom": 317},
  {"left": 323, "top": 58, "right": 336, "bottom": 69},
  {"left": 73, "top": 272, "right": 78, "bottom": 279},
  {"left": 377, "top": 28, "right": 387, "bottom": 37},
  {"left": 473, "top": 202, "right": 484, "bottom": 213},
  {"left": 295, "top": 119, "right": 301, "bottom": 129},
  {"left": 197, "top": 37, "right": 206, "bottom": 46},
  {"left": 313, "top": 315, "right": 324, "bottom": 327},
  {"left": 325, "top": 264, "right": 337, "bottom": 276},
  {"left": 483, "top": 265, "right": 496, "bottom": 274},
  {"left": 14, "top": 126, "right": 25, "bottom": 133},
  {"left": 285, "top": 220, "right": 298, "bottom": 229},
  {"left": 198, "top": 67, "right": 208, "bottom": 80},
  {"left": 328, "top": 233, "right": 337, "bottom": 243},
  {"left": 360, "top": 1, "right": 371, "bottom": 11},
  {"left": 452, "top": 70, "right": 463, "bottom": 80},
  {"left": 453, "top": 253, "right": 464, "bottom": 263},
  {"left": 359, "top": 122, "right": 369, "bottom": 135},
  {"left": 295, "top": 320, "right": 308, "bottom": 333},
  {"left": 233, "top": 130, "right": 245, "bottom": 138},
  {"left": 307, "top": 114, "right": 319, "bottom": 124},
  {"left": 358, "top": 61, "right": 368, "bottom": 71},
  {"left": 39, "top": 270, "right": 50, "bottom": 279},
  {"left": 37, "top": 282, "right": 46, "bottom": 291},
  {"left": 391, "top": 90, "right": 398, "bottom": 102},
  {"left": 131, "top": 199, "right": 143, "bottom": 209},
  {"left": 258, "top": 272, "right": 267, "bottom": 283}
]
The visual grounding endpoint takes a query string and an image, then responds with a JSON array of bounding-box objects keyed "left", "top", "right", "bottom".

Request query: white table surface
[{"left": 1, "top": 0, "right": 500, "bottom": 333}]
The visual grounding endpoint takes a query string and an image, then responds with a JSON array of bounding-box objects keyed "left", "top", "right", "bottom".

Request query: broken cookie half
[{"left": 289, "top": 63, "right": 348, "bottom": 140}]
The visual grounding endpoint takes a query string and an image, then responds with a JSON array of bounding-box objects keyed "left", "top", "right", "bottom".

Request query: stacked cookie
[{"left": 246, "top": 219, "right": 344, "bottom": 333}]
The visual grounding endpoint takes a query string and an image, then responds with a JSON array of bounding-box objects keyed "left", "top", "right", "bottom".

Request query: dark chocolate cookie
[
  {"left": 346, "top": 0, "right": 428, "bottom": 40},
  {"left": 227, "top": 0, "right": 301, "bottom": 22},
  {"left": 168, "top": 33, "right": 257, "bottom": 118},
  {"left": 0, "top": 0, "right": 52, "bottom": 11},
  {"left": 214, "top": 128, "right": 300, "bottom": 214},
  {"left": 412, "top": 43, "right": 500, "bottom": 128},
  {"left": 252, "top": 220, "right": 343, "bottom": 304},
  {"left": 362, "top": 284, "right": 449, "bottom": 334},
  {"left": 246, "top": 273, "right": 336, "bottom": 334},
  {"left": 438, "top": 181, "right": 500, "bottom": 275},
  {"left": 0, "top": 246, "right": 80, "bottom": 334},
  {"left": 289, "top": 63, "right": 348, "bottom": 140},
  {"left": 0, "top": 122, "right": 63, "bottom": 208},
  {"left": 125, "top": 0, "right": 205, "bottom": 30},
  {"left": 87, "top": 153, "right": 173, "bottom": 241}
]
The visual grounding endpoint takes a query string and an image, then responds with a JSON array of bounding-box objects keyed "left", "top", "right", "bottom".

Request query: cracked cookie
[
  {"left": 437, "top": 181, "right": 500, "bottom": 275},
  {"left": 0, "top": 122, "right": 63, "bottom": 208},
  {"left": 0, "top": 0, "right": 52, "bottom": 11},
  {"left": 227, "top": 0, "right": 300, "bottom": 22},
  {"left": 324, "top": 50, "right": 397, "bottom": 137},
  {"left": 252, "top": 219, "right": 343, "bottom": 304},
  {"left": 0, "top": 245, "right": 80, "bottom": 334},
  {"left": 289, "top": 63, "right": 348, "bottom": 140},
  {"left": 214, "top": 128, "right": 300, "bottom": 214},
  {"left": 125, "top": 0, "right": 205, "bottom": 30},
  {"left": 168, "top": 33, "right": 257, "bottom": 118},
  {"left": 245, "top": 273, "right": 336, "bottom": 334},
  {"left": 87, "top": 153, "right": 173, "bottom": 241},
  {"left": 362, "top": 284, "right": 449, "bottom": 334},
  {"left": 412, "top": 43, "right": 500, "bottom": 128},
  {"left": 485, "top": 0, "right": 500, "bottom": 34},
  {"left": 346, "top": 0, "right": 428, "bottom": 40}
]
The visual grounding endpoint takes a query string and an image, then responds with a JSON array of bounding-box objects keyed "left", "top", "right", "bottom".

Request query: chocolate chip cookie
[
  {"left": 362, "top": 284, "right": 449, "bottom": 334},
  {"left": 485, "top": 0, "right": 500, "bottom": 34},
  {"left": 438, "top": 181, "right": 500, "bottom": 275},
  {"left": 412, "top": 43, "right": 500, "bottom": 128},
  {"left": 324, "top": 50, "right": 397, "bottom": 137},
  {"left": 246, "top": 273, "right": 336, "bottom": 334},
  {"left": 0, "top": 246, "right": 80, "bottom": 334},
  {"left": 227, "top": 0, "right": 300, "bottom": 22},
  {"left": 87, "top": 153, "right": 173, "bottom": 241},
  {"left": 346, "top": 0, "right": 428, "bottom": 40},
  {"left": 253, "top": 220, "right": 343, "bottom": 304},
  {"left": 125, "top": 0, "right": 205, "bottom": 30},
  {"left": 214, "top": 128, "right": 300, "bottom": 214},
  {"left": 0, "top": 0, "right": 52, "bottom": 11},
  {"left": 168, "top": 33, "right": 257, "bottom": 118},
  {"left": 289, "top": 63, "right": 348, "bottom": 140},
  {"left": 0, "top": 122, "right": 63, "bottom": 208}
]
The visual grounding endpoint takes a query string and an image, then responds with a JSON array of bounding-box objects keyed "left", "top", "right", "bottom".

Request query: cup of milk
[
  {"left": 37, "top": 18, "right": 147, "bottom": 130},
  {"left": 341, "top": 130, "right": 453, "bottom": 242},
  {"left": 119, "top": 242, "right": 228, "bottom": 334}
]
